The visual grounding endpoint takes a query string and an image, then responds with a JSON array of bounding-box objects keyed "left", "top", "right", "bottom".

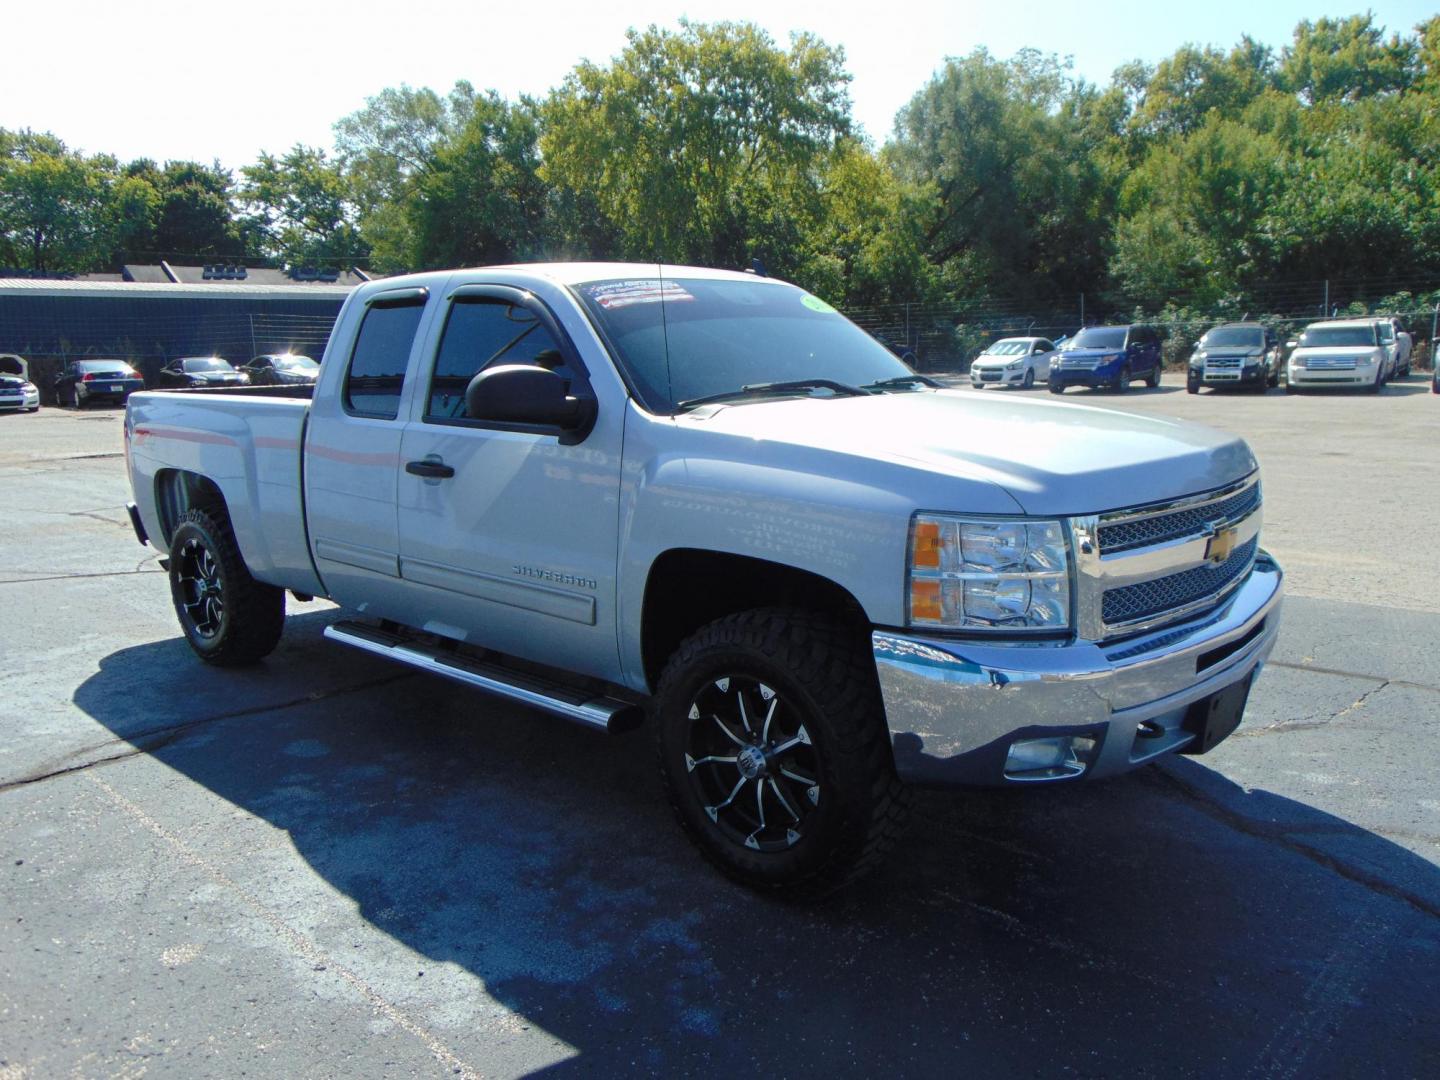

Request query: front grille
[
  {"left": 1098, "top": 482, "right": 1260, "bottom": 554},
  {"left": 1305, "top": 357, "right": 1357, "bottom": 370},
  {"left": 1206, "top": 356, "right": 1242, "bottom": 369},
  {"left": 1058, "top": 358, "right": 1099, "bottom": 370},
  {"left": 1103, "top": 537, "right": 1257, "bottom": 625}
]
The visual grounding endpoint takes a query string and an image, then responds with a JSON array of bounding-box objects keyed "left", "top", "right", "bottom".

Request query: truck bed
[{"left": 127, "top": 390, "right": 323, "bottom": 597}]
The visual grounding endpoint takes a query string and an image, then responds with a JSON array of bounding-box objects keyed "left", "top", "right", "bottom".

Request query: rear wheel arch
[{"left": 154, "top": 469, "right": 229, "bottom": 548}]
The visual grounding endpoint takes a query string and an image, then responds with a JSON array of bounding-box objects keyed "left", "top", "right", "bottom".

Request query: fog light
[{"left": 1004, "top": 735, "right": 1096, "bottom": 781}]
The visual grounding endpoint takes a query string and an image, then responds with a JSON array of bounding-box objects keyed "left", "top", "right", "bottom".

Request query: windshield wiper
[
  {"left": 862, "top": 374, "right": 941, "bottom": 391},
  {"left": 676, "top": 379, "right": 872, "bottom": 412}
]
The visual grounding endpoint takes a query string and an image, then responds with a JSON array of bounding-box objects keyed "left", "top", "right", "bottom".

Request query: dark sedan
[
  {"left": 54, "top": 360, "right": 146, "bottom": 407},
  {"left": 155, "top": 357, "right": 252, "bottom": 389},
  {"left": 240, "top": 353, "right": 320, "bottom": 386}
]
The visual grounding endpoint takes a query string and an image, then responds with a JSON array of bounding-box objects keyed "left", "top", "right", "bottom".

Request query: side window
[
  {"left": 426, "top": 298, "right": 582, "bottom": 422},
  {"left": 1037, "top": 339, "right": 1054, "bottom": 352},
  {"left": 343, "top": 300, "right": 426, "bottom": 420}
]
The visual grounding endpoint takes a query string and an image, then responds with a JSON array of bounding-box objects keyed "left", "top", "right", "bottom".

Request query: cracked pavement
[{"left": 2, "top": 384, "right": 1438, "bottom": 1078}]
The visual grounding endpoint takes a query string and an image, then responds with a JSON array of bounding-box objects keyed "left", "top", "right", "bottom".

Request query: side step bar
[{"left": 324, "top": 619, "right": 645, "bottom": 734}]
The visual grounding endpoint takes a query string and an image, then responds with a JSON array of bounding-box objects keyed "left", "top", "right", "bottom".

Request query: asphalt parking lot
[{"left": 2, "top": 374, "right": 1438, "bottom": 1078}]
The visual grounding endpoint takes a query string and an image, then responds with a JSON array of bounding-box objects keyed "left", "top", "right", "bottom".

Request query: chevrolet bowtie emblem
[{"left": 1205, "top": 525, "right": 1238, "bottom": 564}]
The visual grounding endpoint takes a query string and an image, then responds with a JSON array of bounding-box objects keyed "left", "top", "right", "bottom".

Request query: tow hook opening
[{"left": 1004, "top": 735, "right": 1097, "bottom": 782}]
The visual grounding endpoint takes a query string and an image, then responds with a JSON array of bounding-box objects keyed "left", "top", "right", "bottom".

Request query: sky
[{"left": 4, "top": 0, "right": 1435, "bottom": 170}]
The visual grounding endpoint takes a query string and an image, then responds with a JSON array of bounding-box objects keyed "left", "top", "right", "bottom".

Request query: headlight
[
  {"left": 1357, "top": 354, "right": 1376, "bottom": 366},
  {"left": 908, "top": 514, "right": 1071, "bottom": 631},
  {"left": 1005, "top": 360, "right": 1023, "bottom": 371}
]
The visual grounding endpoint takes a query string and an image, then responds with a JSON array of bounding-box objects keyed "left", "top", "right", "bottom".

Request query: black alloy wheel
[
  {"left": 1144, "top": 367, "right": 1160, "bottom": 388},
  {"left": 169, "top": 507, "right": 285, "bottom": 664},
  {"left": 655, "top": 609, "right": 908, "bottom": 896},
  {"left": 1113, "top": 365, "right": 1131, "bottom": 393}
]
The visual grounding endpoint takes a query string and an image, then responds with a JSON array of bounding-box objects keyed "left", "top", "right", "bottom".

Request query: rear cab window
[{"left": 343, "top": 290, "right": 428, "bottom": 420}]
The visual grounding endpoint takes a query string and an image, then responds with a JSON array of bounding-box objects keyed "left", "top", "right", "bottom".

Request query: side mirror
[{"left": 465, "top": 364, "right": 596, "bottom": 436}]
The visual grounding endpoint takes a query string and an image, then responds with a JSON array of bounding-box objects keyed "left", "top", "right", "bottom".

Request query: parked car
[
  {"left": 155, "top": 356, "right": 252, "bottom": 389},
  {"left": 1048, "top": 325, "right": 1162, "bottom": 393},
  {"left": 1378, "top": 317, "right": 1412, "bottom": 377},
  {"left": 969, "top": 337, "right": 1056, "bottom": 390},
  {"left": 0, "top": 354, "right": 40, "bottom": 412},
  {"left": 124, "top": 261, "right": 1281, "bottom": 896},
  {"left": 241, "top": 353, "right": 320, "bottom": 386},
  {"left": 1286, "top": 319, "right": 1389, "bottom": 393},
  {"left": 54, "top": 359, "right": 146, "bottom": 407},
  {"left": 1186, "top": 324, "right": 1283, "bottom": 393}
]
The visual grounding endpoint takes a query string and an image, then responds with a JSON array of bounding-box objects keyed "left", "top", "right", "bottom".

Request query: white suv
[{"left": 1286, "top": 319, "right": 1389, "bottom": 393}]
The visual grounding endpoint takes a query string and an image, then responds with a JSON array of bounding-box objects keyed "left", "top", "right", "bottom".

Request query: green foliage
[
  {"left": 120, "top": 159, "right": 248, "bottom": 263},
  {"left": 408, "top": 95, "right": 549, "bottom": 269},
  {"left": 1280, "top": 14, "right": 1416, "bottom": 103},
  {"left": 0, "top": 130, "right": 115, "bottom": 272},
  {"left": 540, "top": 20, "right": 851, "bottom": 271},
  {"left": 240, "top": 146, "right": 368, "bottom": 267},
  {"left": 334, "top": 82, "right": 477, "bottom": 270}
]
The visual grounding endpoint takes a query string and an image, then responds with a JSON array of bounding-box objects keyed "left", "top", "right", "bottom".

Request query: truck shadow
[{"left": 73, "top": 613, "right": 1440, "bottom": 1076}]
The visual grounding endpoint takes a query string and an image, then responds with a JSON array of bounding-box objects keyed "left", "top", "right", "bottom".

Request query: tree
[
  {"left": 1281, "top": 14, "right": 1416, "bottom": 103},
  {"left": 118, "top": 159, "right": 248, "bottom": 263},
  {"left": 1130, "top": 39, "right": 1276, "bottom": 138},
  {"left": 240, "top": 145, "right": 368, "bottom": 267},
  {"left": 0, "top": 129, "right": 113, "bottom": 272},
  {"left": 888, "top": 49, "right": 1111, "bottom": 302},
  {"left": 403, "top": 94, "right": 549, "bottom": 269},
  {"left": 1112, "top": 117, "right": 1285, "bottom": 308},
  {"left": 334, "top": 82, "right": 477, "bottom": 270},
  {"left": 541, "top": 20, "right": 851, "bottom": 270}
]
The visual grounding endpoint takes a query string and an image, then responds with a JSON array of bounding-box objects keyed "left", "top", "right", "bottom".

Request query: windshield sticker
[
  {"left": 801, "top": 294, "right": 838, "bottom": 314},
  {"left": 587, "top": 280, "right": 695, "bottom": 310}
]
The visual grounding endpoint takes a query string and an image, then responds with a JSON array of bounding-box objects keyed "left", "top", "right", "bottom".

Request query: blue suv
[{"left": 1048, "top": 325, "right": 1162, "bottom": 394}]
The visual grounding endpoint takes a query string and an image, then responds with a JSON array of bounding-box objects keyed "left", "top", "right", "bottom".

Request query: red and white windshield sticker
[{"left": 587, "top": 280, "right": 695, "bottom": 309}]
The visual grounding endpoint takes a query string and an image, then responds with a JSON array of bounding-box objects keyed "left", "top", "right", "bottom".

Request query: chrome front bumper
[{"left": 873, "top": 553, "right": 1283, "bottom": 786}]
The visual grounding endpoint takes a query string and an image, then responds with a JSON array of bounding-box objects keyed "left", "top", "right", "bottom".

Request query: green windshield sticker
[{"left": 801, "top": 294, "right": 837, "bottom": 314}]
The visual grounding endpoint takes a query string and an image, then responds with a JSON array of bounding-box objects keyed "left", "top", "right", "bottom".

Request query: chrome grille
[
  {"left": 1205, "top": 356, "right": 1242, "bottom": 369},
  {"left": 1102, "top": 538, "right": 1257, "bottom": 625},
  {"left": 1098, "top": 482, "right": 1260, "bottom": 554},
  {"left": 1305, "top": 356, "right": 1357, "bottom": 370}
]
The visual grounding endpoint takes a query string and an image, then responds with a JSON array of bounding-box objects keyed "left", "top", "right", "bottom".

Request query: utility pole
[
  {"left": 1323, "top": 280, "right": 1329, "bottom": 316},
  {"left": 1079, "top": 292, "right": 1085, "bottom": 325}
]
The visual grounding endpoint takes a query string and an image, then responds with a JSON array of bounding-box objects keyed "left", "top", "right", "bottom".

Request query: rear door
[
  {"left": 394, "top": 283, "right": 624, "bottom": 682},
  {"left": 304, "top": 286, "right": 433, "bottom": 612}
]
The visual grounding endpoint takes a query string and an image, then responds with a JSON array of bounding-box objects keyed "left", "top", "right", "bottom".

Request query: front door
[{"left": 395, "top": 285, "right": 624, "bottom": 683}]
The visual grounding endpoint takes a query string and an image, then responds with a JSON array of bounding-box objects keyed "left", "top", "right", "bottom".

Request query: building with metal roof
[{"left": 0, "top": 275, "right": 356, "bottom": 401}]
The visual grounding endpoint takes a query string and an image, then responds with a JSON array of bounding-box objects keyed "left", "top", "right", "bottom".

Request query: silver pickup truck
[{"left": 124, "top": 263, "right": 1282, "bottom": 895}]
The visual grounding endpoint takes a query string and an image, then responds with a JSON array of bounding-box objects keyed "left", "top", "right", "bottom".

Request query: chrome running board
[{"left": 324, "top": 619, "right": 644, "bottom": 734}]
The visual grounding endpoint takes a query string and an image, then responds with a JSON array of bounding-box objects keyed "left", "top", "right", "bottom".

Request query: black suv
[{"left": 1187, "top": 324, "right": 1283, "bottom": 393}]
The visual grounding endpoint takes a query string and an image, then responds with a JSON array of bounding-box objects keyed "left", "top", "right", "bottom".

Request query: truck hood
[{"left": 682, "top": 390, "right": 1256, "bottom": 516}]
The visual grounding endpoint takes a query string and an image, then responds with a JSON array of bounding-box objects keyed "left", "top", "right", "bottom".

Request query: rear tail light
[{"left": 82, "top": 373, "right": 97, "bottom": 381}]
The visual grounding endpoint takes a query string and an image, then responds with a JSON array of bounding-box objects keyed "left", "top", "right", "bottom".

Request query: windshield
[
  {"left": 982, "top": 341, "right": 1028, "bottom": 357},
  {"left": 1300, "top": 327, "right": 1374, "bottom": 348},
  {"left": 274, "top": 356, "right": 318, "bottom": 370},
  {"left": 574, "top": 276, "right": 915, "bottom": 412},
  {"left": 1201, "top": 327, "right": 1264, "bottom": 348},
  {"left": 1065, "top": 327, "right": 1127, "bottom": 350},
  {"left": 181, "top": 358, "right": 234, "bottom": 372}
]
